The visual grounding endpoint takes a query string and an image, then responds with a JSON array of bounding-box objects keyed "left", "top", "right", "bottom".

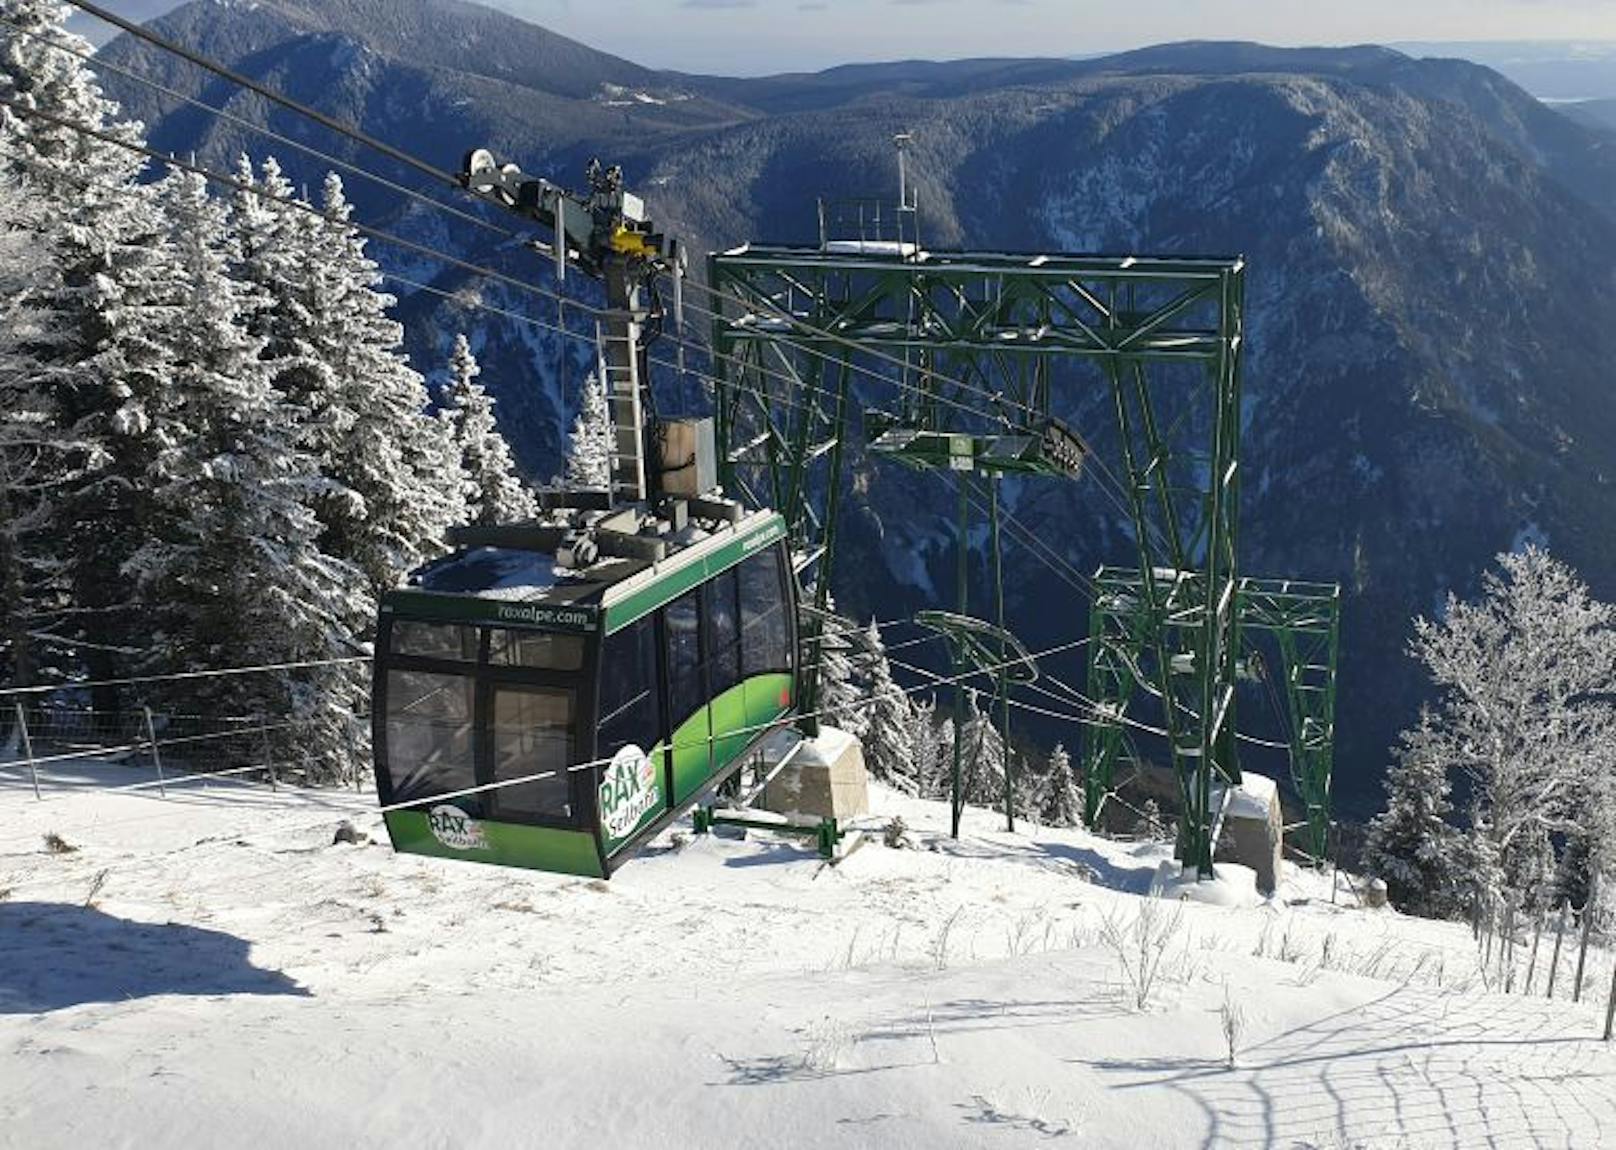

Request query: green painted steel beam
[
  {"left": 709, "top": 244, "right": 1255, "bottom": 879},
  {"left": 1084, "top": 567, "right": 1341, "bottom": 865}
]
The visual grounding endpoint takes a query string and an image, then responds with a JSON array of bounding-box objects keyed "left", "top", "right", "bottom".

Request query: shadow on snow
[{"left": 0, "top": 901, "right": 309, "bottom": 1014}]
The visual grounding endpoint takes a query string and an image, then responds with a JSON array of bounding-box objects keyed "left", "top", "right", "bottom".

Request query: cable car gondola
[{"left": 371, "top": 495, "right": 799, "bottom": 878}]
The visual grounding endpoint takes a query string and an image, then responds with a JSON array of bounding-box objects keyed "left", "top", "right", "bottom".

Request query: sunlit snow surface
[{"left": 2, "top": 764, "right": 1614, "bottom": 1149}]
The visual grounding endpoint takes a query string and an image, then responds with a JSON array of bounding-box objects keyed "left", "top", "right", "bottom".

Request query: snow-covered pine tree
[
  {"left": 303, "top": 172, "right": 462, "bottom": 594},
  {"left": 1556, "top": 831, "right": 1596, "bottom": 913},
  {"left": 909, "top": 696, "right": 941, "bottom": 797},
  {"left": 439, "top": 333, "right": 535, "bottom": 526},
  {"left": 1, "top": 3, "right": 186, "bottom": 699},
  {"left": 229, "top": 158, "right": 458, "bottom": 599},
  {"left": 564, "top": 370, "right": 611, "bottom": 490},
  {"left": 958, "top": 688, "right": 1006, "bottom": 808},
  {"left": 1042, "top": 742, "right": 1081, "bottom": 828},
  {"left": 814, "top": 601, "right": 869, "bottom": 741},
  {"left": 230, "top": 155, "right": 324, "bottom": 379},
  {"left": 1011, "top": 745, "right": 1044, "bottom": 824},
  {"left": 0, "top": 171, "right": 78, "bottom": 690},
  {"left": 1410, "top": 548, "right": 1616, "bottom": 912},
  {"left": 856, "top": 619, "right": 918, "bottom": 792},
  {"left": 1453, "top": 813, "right": 1508, "bottom": 929},
  {"left": 935, "top": 713, "right": 957, "bottom": 802},
  {"left": 1139, "top": 798, "right": 1167, "bottom": 841},
  {"left": 1362, "top": 707, "right": 1464, "bottom": 918},
  {"left": 128, "top": 169, "right": 370, "bottom": 779},
  {"left": 1505, "top": 825, "right": 1557, "bottom": 916}
]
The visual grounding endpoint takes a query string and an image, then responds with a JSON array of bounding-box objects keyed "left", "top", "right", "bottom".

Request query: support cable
[
  {"left": 60, "top": 0, "right": 462, "bottom": 190},
  {"left": 14, "top": 21, "right": 1155, "bottom": 544},
  {"left": 0, "top": 14, "right": 514, "bottom": 237},
  {"left": 54, "top": 1, "right": 1162, "bottom": 537}
]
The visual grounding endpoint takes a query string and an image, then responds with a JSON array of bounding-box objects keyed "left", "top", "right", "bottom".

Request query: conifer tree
[
  {"left": 1505, "top": 825, "right": 1557, "bottom": 916},
  {"left": 935, "top": 714, "right": 957, "bottom": 802},
  {"left": 564, "top": 370, "right": 612, "bottom": 489},
  {"left": 958, "top": 689, "right": 1006, "bottom": 808},
  {"left": 815, "top": 601, "right": 869, "bottom": 740},
  {"left": 1556, "top": 831, "right": 1599, "bottom": 915},
  {"left": 1139, "top": 798, "right": 1167, "bottom": 841},
  {"left": 233, "top": 166, "right": 458, "bottom": 596},
  {"left": 909, "top": 697, "right": 941, "bottom": 797},
  {"left": 0, "top": 172, "right": 77, "bottom": 689},
  {"left": 857, "top": 620, "right": 917, "bottom": 792},
  {"left": 129, "top": 169, "right": 369, "bottom": 778},
  {"left": 1042, "top": 742, "right": 1081, "bottom": 828},
  {"left": 310, "top": 173, "right": 461, "bottom": 590},
  {"left": 1, "top": 3, "right": 185, "bottom": 698},
  {"left": 439, "top": 333, "right": 535, "bottom": 526},
  {"left": 1363, "top": 708, "right": 1464, "bottom": 917}
]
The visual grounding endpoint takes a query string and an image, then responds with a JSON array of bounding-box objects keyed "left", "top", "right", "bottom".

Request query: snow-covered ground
[{"left": 3, "top": 767, "right": 1615, "bottom": 1149}]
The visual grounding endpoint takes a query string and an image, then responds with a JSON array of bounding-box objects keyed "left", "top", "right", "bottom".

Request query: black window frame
[
  {"left": 739, "top": 544, "right": 795, "bottom": 679},
  {"left": 703, "top": 566, "right": 743, "bottom": 698},
  {"left": 662, "top": 588, "right": 705, "bottom": 731},
  {"left": 374, "top": 614, "right": 598, "bottom": 831},
  {"left": 596, "top": 614, "right": 668, "bottom": 767}
]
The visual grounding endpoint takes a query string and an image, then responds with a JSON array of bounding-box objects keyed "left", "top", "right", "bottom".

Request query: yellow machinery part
[{"left": 611, "top": 226, "right": 657, "bottom": 258}]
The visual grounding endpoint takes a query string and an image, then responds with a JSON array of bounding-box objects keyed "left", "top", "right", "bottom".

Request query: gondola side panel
[
  {"left": 383, "top": 811, "right": 606, "bottom": 877},
  {"left": 671, "top": 674, "right": 794, "bottom": 804}
]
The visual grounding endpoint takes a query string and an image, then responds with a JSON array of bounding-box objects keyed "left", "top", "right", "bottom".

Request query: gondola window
[
  {"left": 384, "top": 671, "right": 477, "bottom": 805},
  {"left": 599, "top": 615, "right": 661, "bottom": 757},
  {"left": 666, "top": 590, "right": 703, "bottom": 725},
  {"left": 739, "top": 548, "right": 791, "bottom": 675},
  {"left": 488, "top": 628, "right": 585, "bottom": 670},
  {"left": 704, "top": 567, "right": 742, "bottom": 696},
  {"left": 490, "top": 688, "right": 575, "bottom": 820},
  {"left": 391, "top": 621, "right": 479, "bottom": 662}
]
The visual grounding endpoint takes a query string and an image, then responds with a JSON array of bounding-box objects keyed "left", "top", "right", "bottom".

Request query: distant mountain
[
  {"left": 98, "top": 3, "right": 1616, "bottom": 818},
  {"left": 1564, "top": 97, "right": 1616, "bottom": 136},
  {"left": 1394, "top": 41, "right": 1616, "bottom": 102}
]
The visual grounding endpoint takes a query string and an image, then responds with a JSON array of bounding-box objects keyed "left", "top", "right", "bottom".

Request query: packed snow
[{"left": 4, "top": 765, "right": 1614, "bottom": 1149}]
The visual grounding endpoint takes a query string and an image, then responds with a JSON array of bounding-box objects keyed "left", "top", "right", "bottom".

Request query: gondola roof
[
  {"left": 380, "top": 497, "right": 789, "bottom": 636},
  {"left": 409, "top": 546, "right": 648, "bottom": 605}
]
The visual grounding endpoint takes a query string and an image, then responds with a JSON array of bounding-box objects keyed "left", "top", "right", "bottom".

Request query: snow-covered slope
[{"left": 3, "top": 770, "right": 1613, "bottom": 1148}]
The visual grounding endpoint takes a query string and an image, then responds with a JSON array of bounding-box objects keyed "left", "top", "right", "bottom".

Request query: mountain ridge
[{"left": 95, "top": 0, "right": 1616, "bottom": 817}]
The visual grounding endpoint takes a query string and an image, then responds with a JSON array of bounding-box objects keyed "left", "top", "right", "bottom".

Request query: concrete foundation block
[
  {"left": 762, "top": 726, "right": 869, "bottom": 821},
  {"left": 1214, "top": 772, "right": 1284, "bottom": 896}
]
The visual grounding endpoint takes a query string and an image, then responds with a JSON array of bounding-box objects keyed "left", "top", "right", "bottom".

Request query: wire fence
[
  {"left": 1472, "top": 881, "right": 1616, "bottom": 1041},
  {"left": 1, "top": 685, "right": 369, "bottom": 801}
]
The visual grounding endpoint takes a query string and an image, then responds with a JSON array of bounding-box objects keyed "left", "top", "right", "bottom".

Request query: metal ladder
[{"left": 597, "top": 316, "right": 649, "bottom": 504}]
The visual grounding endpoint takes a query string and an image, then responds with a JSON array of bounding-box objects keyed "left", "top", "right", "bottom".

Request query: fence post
[
  {"left": 1575, "top": 877, "right": 1597, "bottom": 1005},
  {"left": 1525, "top": 911, "right": 1544, "bottom": 997},
  {"left": 260, "top": 717, "right": 277, "bottom": 793},
  {"left": 1549, "top": 901, "right": 1568, "bottom": 999},
  {"left": 142, "top": 705, "right": 166, "bottom": 799},
  {"left": 1605, "top": 955, "right": 1616, "bottom": 1041},
  {"left": 13, "top": 701, "right": 41, "bottom": 801},
  {"left": 1503, "top": 904, "right": 1516, "bottom": 993}
]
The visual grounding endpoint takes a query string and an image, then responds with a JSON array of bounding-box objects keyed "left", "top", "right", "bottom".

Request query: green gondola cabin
[{"left": 372, "top": 496, "right": 799, "bottom": 878}]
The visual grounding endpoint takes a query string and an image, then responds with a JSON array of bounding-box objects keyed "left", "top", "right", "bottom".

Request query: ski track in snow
[{"left": 2, "top": 769, "right": 1614, "bottom": 1149}]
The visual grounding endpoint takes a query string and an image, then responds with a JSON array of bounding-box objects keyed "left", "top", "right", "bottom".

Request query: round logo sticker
[
  {"left": 427, "top": 804, "right": 490, "bottom": 851},
  {"left": 599, "top": 744, "right": 661, "bottom": 841}
]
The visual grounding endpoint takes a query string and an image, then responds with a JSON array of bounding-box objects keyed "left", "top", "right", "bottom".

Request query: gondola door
[
  {"left": 597, "top": 613, "right": 670, "bottom": 855},
  {"left": 479, "top": 627, "right": 590, "bottom": 828},
  {"left": 664, "top": 588, "right": 711, "bottom": 805},
  {"left": 485, "top": 684, "right": 577, "bottom": 824}
]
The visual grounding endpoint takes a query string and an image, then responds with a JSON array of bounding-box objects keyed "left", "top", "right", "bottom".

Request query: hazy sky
[{"left": 83, "top": 0, "right": 1616, "bottom": 74}]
